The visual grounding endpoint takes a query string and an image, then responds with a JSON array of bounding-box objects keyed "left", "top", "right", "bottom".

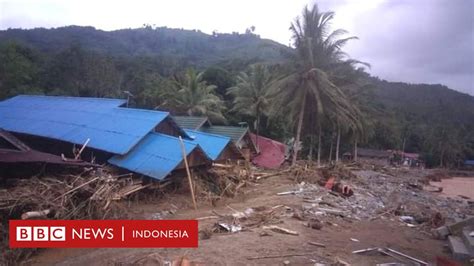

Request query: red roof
[{"left": 250, "top": 133, "right": 285, "bottom": 169}]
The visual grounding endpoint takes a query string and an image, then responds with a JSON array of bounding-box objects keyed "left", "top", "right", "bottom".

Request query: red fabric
[
  {"left": 325, "top": 177, "right": 335, "bottom": 190},
  {"left": 250, "top": 133, "right": 286, "bottom": 169}
]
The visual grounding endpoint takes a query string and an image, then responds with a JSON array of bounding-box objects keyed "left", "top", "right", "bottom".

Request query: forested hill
[
  {"left": 0, "top": 26, "right": 289, "bottom": 68},
  {"left": 0, "top": 26, "right": 473, "bottom": 166},
  {"left": 371, "top": 78, "right": 474, "bottom": 125}
]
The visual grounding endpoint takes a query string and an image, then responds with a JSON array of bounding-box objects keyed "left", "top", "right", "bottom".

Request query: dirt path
[{"left": 431, "top": 176, "right": 474, "bottom": 199}]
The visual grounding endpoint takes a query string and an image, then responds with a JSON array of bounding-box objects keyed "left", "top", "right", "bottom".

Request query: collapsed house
[
  {"left": 249, "top": 133, "right": 285, "bottom": 169},
  {"left": 0, "top": 128, "right": 92, "bottom": 176},
  {"left": 0, "top": 95, "right": 243, "bottom": 181}
]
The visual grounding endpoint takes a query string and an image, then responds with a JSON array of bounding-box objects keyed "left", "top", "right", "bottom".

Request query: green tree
[
  {"left": 45, "top": 45, "right": 120, "bottom": 97},
  {"left": 274, "top": 4, "right": 363, "bottom": 166},
  {"left": 0, "top": 42, "right": 41, "bottom": 99},
  {"left": 169, "top": 68, "right": 226, "bottom": 123},
  {"left": 201, "top": 67, "right": 235, "bottom": 100},
  {"left": 227, "top": 64, "right": 275, "bottom": 148}
]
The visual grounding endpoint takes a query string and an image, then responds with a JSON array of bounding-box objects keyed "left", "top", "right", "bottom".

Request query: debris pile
[
  {"left": 0, "top": 167, "right": 149, "bottom": 264},
  {"left": 274, "top": 165, "right": 473, "bottom": 229},
  {"left": 194, "top": 163, "right": 252, "bottom": 203},
  {"left": 208, "top": 205, "right": 291, "bottom": 236}
]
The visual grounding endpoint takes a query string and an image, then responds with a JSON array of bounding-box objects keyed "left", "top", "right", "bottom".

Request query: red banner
[{"left": 9, "top": 220, "right": 198, "bottom": 248}]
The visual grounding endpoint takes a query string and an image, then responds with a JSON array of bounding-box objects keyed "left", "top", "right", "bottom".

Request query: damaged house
[
  {"left": 0, "top": 95, "right": 217, "bottom": 180},
  {"left": 173, "top": 116, "right": 258, "bottom": 156},
  {"left": 173, "top": 115, "right": 286, "bottom": 168}
]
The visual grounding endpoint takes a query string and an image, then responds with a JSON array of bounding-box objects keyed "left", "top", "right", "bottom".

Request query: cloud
[{"left": 317, "top": 0, "right": 474, "bottom": 95}]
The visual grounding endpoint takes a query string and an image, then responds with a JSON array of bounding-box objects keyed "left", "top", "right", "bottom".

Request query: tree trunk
[
  {"left": 335, "top": 125, "right": 341, "bottom": 163},
  {"left": 440, "top": 148, "right": 445, "bottom": 168},
  {"left": 328, "top": 133, "right": 333, "bottom": 162},
  {"left": 255, "top": 108, "right": 260, "bottom": 152},
  {"left": 317, "top": 124, "right": 322, "bottom": 167},
  {"left": 308, "top": 135, "right": 313, "bottom": 161},
  {"left": 354, "top": 138, "right": 358, "bottom": 162},
  {"left": 402, "top": 137, "right": 406, "bottom": 153},
  {"left": 292, "top": 92, "right": 307, "bottom": 166}
]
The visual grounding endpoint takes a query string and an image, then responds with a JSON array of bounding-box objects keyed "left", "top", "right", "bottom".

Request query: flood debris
[
  {"left": 308, "top": 241, "right": 326, "bottom": 248},
  {"left": 246, "top": 252, "right": 314, "bottom": 260},
  {"left": 433, "top": 216, "right": 474, "bottom": 260},
  {"left": 353, "top": 247, "right": 427, "bottom": 265},
  {"left": 262, "top": 225, "right": 299, "bottom": 236},
  {"left": 217, "top": 223, "right": 242, "bottom": 233},
  {"left": 0, "top": 166, "right": 151, "bottom": 264}
]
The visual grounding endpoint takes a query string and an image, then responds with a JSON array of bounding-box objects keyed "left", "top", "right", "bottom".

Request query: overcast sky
[{"left": 1, "top": 0, "right": 473, "bottom": 95}]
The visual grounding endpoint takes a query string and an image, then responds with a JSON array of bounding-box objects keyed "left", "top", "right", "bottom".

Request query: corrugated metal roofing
[
  {"left": 173, "top": 116, "right": 211, "bottom": 130},
  {"left": 108, "top": 133, "right": 206, "bottom": 180},
  {"left": 200, "top": 126, "right": 249, "bottom": 144},
  {"left": 185, "top": 129, "right": 231, "bottom": 160},
  {"left": 2, "top": 95, "right": 127, "bottom": 110},
  {"left": 0, "top": 95, "right": 169, "bottom": 155}
]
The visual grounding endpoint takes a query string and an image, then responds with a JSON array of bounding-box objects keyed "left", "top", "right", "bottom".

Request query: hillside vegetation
[{"left": 1, "top": 22, "right": 473, "bottom": 167}]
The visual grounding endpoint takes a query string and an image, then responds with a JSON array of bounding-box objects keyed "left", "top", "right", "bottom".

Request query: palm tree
[
  {"left": 171, "top": 68, "right": 226, "bottom": 123},
  {"left": 273, "top": 3, "right": 363, "bottom": 166},
  {"left": 227, "top": 64, "right": 274, "bottom": 149}
]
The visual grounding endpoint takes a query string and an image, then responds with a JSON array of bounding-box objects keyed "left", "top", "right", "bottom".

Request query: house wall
[
  {"left": 155, "top": 118, "right": 182, "bottom": 137},
  {"left": 175, "top": 149, "right": 210, "bottom": 170},
  {"left": 11, "top": 133, "right": 113, "bottom": 163},
  {"left": 216, "top": 144, "right": 244, "bottom": 162}
]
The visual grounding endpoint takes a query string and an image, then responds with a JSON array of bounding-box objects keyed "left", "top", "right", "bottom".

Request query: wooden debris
[
  {"left": 247, "top": 252, "right": 313, "bottom": 260},
  {"left": 262, "top": 225, "right": 299, "bottom": 235},
  {"left": 74, "top": 138, "right": 90, "bottom": 160},
  {"left": 196, "top": 216, "right": 219, "bottom": 220},
  {"left": 0, "top": 166, "right": 149, "bottom": 264},
  {"left": 256, "top": 169, "right": 292, "bottom": 180},
  {"left": 317, "top": 207, "right": 348, "bottom": 217},
  {"left": 21, "top": 209, "right": 51, "bottom": 220},
  {"left": 308, "top": 241, "right": 326, "bottom": 247},
  {"left": 212, "top": 163, "right": 234, "bottom": 169}
]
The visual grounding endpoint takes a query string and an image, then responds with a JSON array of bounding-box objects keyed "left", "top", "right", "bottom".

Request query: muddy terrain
[{"left": 24, "top": 165, "right": 474, "bottom": 265}]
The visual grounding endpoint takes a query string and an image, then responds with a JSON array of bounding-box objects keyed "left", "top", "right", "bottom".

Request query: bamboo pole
[{"left": 179, "top": 136, "right": 197, "bottom": 210}]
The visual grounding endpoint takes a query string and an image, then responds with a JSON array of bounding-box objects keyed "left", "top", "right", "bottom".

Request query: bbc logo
[{"left": 16, "top": 226, "right": 66, "bottom": 241}]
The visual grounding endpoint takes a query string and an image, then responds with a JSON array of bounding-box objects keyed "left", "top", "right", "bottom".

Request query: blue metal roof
[
  {"left": 0, "top": 95, "right": 169, "bottom": 155},
  {"left": 2, "top": 95, "right": 127, "bottom": 110},
  {"left": 465, "top": 160, "right": 474, "bottom": 166},
  {"left": 108, "top": 133, "right": 206, "bottom": 180},
  {"left": 185, "top": 129, "right": 231, "bottom": 160}
]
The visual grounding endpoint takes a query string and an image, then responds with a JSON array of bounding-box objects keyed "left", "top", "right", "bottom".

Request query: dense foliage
[{"left": 1, "top": 6, "right": 473, "bottom": 168}]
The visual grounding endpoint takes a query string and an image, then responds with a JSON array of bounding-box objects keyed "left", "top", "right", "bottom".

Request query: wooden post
[{"left": 179, "top": 136, "right": 197, "bottom": 210}]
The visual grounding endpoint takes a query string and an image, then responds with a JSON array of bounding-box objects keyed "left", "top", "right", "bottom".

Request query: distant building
[
  {"left": 343, "top": 148, "right": 391, "bottom": 165},
  {"left": 464, "top": 160, "right": 474, "bottom": 169}
]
